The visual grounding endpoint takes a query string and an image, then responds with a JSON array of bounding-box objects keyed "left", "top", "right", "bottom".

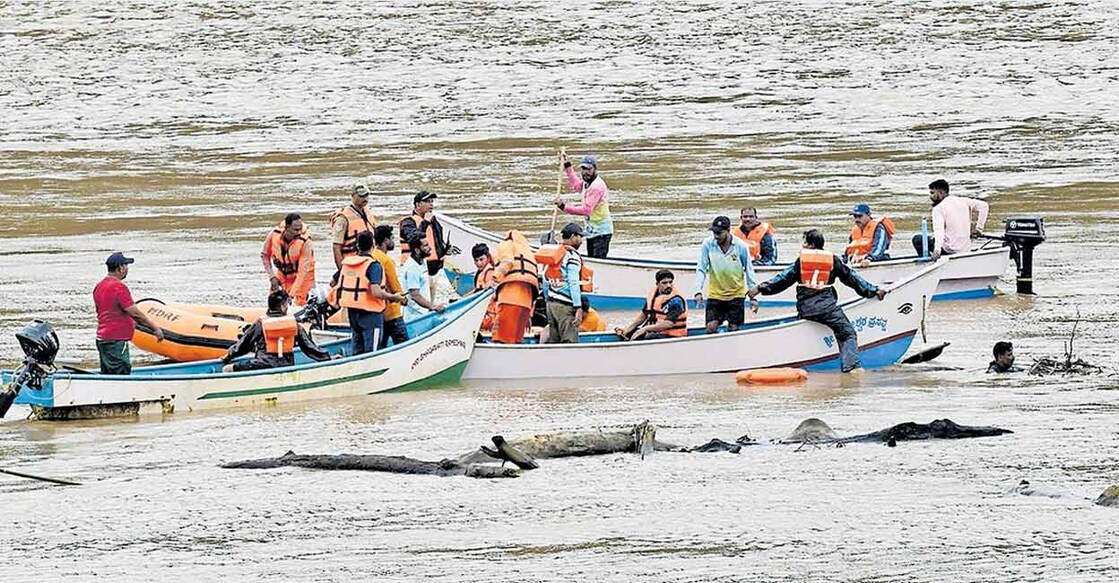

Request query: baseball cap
[
  {"left": 579, "top": 156, "right": 597, "bottom": 168},
  {"left": 413, "top": 190, "right": 437, "bottom": 204},
  {"left": 561, "top": 222, "right": 584, "bottom": 238},
  {"left": 353, "top": 184, "right": 370, "bottom": 197},
  {"left": 851, "top": 203, "right": 871, "bottom": 216},
  {"left": 709, "top": 216, "right": 732, "bottom": 231},
  {"left": 106, "top": 252, "right": 135, "bottom": 267}
]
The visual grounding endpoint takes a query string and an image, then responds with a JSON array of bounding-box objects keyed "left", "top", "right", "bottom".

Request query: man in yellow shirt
[{"left": 371, "top": 225, "right": 410, "bottom": 349}]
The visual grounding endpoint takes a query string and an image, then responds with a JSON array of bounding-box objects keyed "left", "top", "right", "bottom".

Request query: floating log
[
  {"left": 456, "top": 422, "right": 664, "bottom": 465},
  {"left": 1096, "top": 485, "right": 1119, "bottom": 507},
  {"left": 221, "top": 450, "right": 520, "bottom": 479},
  {"left": 837, "top": 418, "right": 1012, "bottom": 443},
  {"left": 479, "top": 436, "right": 539, "bottom": 470}
]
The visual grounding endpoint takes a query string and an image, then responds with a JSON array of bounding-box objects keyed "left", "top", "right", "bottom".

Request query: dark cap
[
  {"left": 579, "top": 155, "right": 597, "bottom": 168},
  {"left": 710, "top": 216, "right": 732, "bottom": 231},
  {"left": 561, "top": 222, "right": 584, "bottom": 238},
  {"left": 106, "top": 252, "right": 135, "bottom": 268},
  {"left": 851, "top": 203, "right": 871, "bottom": 216},
  {"left": 413, "top": 190, "right": 437, "bottom": 204}
]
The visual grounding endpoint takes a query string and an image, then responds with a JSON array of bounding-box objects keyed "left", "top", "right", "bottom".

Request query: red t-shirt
[{"left": 93, "top": 276, "right": 136, "bottom": 341}]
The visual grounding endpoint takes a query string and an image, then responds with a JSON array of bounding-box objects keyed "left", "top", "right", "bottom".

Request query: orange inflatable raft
[
  {"left": 132, "top": 299, "right": 264, "bottom": 362},
  {"left": 735, "top": 367, "right": 809, "bottom": 385}
]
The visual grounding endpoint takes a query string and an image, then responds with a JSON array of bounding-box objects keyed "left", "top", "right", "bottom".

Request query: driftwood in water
[
  {"left": 1028, "top": 310, "right": 1106, "bottom": 376},
  {"left": 478, "top": 436, "right": 539, "bottom": 470},
  {"left": 222, "top": 450, "right": 521, "bottom": 479},
  {"left": 1096, "top": 485, "right": 1119, "bottom": 508},
  {"left": 691, "top": 418, "right": 1011, "bottom": 452},
  {"left": 456, "top": 421, "right": 664, "bottom": 464}
]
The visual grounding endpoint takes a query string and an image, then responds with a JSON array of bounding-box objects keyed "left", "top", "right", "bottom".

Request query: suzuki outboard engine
[
  {"left": 1002, "top": 217, "right": 1046, "bottom": 294},
  {"left": 0, "top": 320, "right": 60, "bottom": 418},
  {"left": 293, "top": 286, "right": 340, "bottom": 330}
]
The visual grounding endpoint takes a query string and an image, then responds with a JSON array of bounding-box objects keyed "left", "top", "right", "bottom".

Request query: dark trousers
[
  {"left": 804, "top": 305, "right": 861, "bottom": 372},
  {"left": 378, "top": 317, "right": 410, "bottom": 350},
  {"left": 96, "top": 339, "right": 132, "bottom": 375},
  {"left": 911, "top": 234, "right": 935, "bottom": 257},
  {"left": 232, "top": 354, "right": 294, "bottom": 372},
  {"left": 348, "top": 308, "right": 384, "bottom": 356},
  {"left": 586, "top": 234, "right": 612, "bottom": 259}
]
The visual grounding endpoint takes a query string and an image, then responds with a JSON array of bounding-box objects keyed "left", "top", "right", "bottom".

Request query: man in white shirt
[
  {"left": 401, "top": 235, "right": 446, "bottom": 323},
  {"left": 911, "top": 178, "right": 989, "bottom": 260}
]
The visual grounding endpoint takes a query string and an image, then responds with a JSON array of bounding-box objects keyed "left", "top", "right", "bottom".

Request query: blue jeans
[
  {"left": 805, "top": 305, "right": 861, "bottom": 372},
  {"left": 348, "top": 308, "right": 384, "bottom": 356}
]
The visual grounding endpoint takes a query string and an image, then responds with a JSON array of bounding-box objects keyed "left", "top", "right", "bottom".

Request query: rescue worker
[
  {"left": 469, "top": 243, "right": 498, "bottom": 332},
  {"left": 615, "top": 269, "right": 688, "bottom": 341},
  {"left": 694, "top": 216, "right": 758, "bottom": 334},
  {"left": 554, "top": 152, "right": 613, "bottom": 258},
  {"left": 371, "top": 225, "right": 410, "bottom": 350},
  {"left": 398, "top": 190, "right": 459, "bottom": 273},
  {"left": 732, "top": 207, "right": 777, "bottom": 266},
  {"left": 844, "top": 203, "right": 895, "bottom": 264},
  {"left": 330, "top": 184, "right": 377, "bottom": 270},
  {"left": 261, "top": 212, "right": 316, "bottom": 305},
  {"left": 544, "top": 223, "right": 592, "bottom": 343},
  {"left": 491, "top": 230, "right": 540, "bottom": 344},
  {"left": 912, "top": 178, "right": 989, "bottom": 259},
  {"left": 220, "top": 290, "right": 334, "bottom": 372},
  {"left": 987, "top": 341, "right": 1023, "bottom": 373},
  {"left": 748, "top": 229, "right": 888, "bottom": 373},
  {"left": 401, "top": 234, "right": 446, "bottom": 323},
  {"left": 330, "top": 231, "right": 408, "bottom": 355}
]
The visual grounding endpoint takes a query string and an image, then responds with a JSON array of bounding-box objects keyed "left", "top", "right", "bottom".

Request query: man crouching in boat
[
  {"left": 748, "top": 229, "right": 887, "bottom": 373},
  {"left": 220, "top": 290, "right": 335, "bottom": 372},
  {"left": 615, "top": 269, "right": 688, "bottom": 341}
]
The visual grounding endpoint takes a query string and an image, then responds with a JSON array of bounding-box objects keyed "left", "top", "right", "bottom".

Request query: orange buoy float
[{"left": 735, "top": 367, "right": 809, "bottom": 385}]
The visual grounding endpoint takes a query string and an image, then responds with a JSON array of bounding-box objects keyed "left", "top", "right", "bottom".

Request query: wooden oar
[
  {"left": 543, "top": 147, "right": 566, "bottom": 244},
  {"left": 0, "top": 467, "right": 81, "bottom": 486},
  {"left": 901, "top": 342, "right": 950, "bottom": 364}
]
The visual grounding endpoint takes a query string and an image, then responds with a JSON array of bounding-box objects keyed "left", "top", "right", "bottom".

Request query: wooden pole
[{"left": 0, "top": 467, "right": 81, "bottom": 486}]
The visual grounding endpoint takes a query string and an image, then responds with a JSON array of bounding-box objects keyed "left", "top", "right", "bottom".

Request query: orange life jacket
[
  {"left": 845, "top": 217, "right": 895, "bottom": 261},
  {"left": 543, "top": 246, "right": 594, "bottom": 294},
  {"left": 474, "top": 263, "right": 496, "bottom": 293},
  {"left": 495, "top": 231, "right": 541, "bottom": 290},
  {"left": 732, "top": 222, "right": 776, "bottom": 261},
  {"left": 261, "top": 315, "right": 298, "bottom": 357},
  {"left": 267, "top": 222, "right": 314, "bottom": 281},
  {"left": 643, "top": 285, "right": 688, "bottom": 337},
  {"left": 333, "top": 255, "right": 387, "bottom": 313},
  {"left": 799, "top": 249, "right": 835, "bottom": 290},
  {"left": 330, "top": 205, "right": 376, "bottom": 257},
  {"left": 398, "top": 213, "right": 438, "bottom": 264}
]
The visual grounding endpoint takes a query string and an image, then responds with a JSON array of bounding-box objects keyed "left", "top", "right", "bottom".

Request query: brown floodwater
[{"left": 2, "top": 2, "right": 1118, "bottom": 581}]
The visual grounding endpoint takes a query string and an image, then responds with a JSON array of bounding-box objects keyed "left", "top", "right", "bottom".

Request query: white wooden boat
[
  {"left": 4, "top": 291, "right": 492, "bottom": 420},
  {"left": 460, "top": 260, "right": 947, "bottom": 380},
  {"left": 438, "top": 213, "right": 1008, "bottom": 310}
]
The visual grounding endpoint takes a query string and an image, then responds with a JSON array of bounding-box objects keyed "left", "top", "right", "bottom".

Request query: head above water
[
  {"left": 352, "top": 184, "right": 370, "bottom": 208},
  {"left": 850, "top": 203, "right": 872, "bottom": 227},
  {"left": 267, "top": 289, "right": 290, "bottom": 313},
  {"left": 928, "top": 178, "right": 950, "bottom": 203},
  {"left": 803, "top": 228, "right": 825, "bottom": 250},
  {"left": 561, "top": 222, "right": 584, "bottom": 248},
  {"left": 413, "top": 190, "right": 437, "bottom": 214},
  {"left": 993, "top": 341, "right": 1015, "bottom": 367},
  {"left": 374, "top": 224, "right": 395, "bottom": 251},
  {"left": 283, "top": 212, "right": 303, "bottom": 240}
]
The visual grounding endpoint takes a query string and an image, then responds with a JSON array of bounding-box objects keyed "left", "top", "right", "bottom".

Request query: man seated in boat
[
  {"left": 748, "top": 229, "right": 887, "bottom": 373},
  {"left": 843, "top": 203, "right": 895, "bottom": 266},
  {"left": 911, "top": 178, "right": 989, "bottom": 259},
  {"left": 468, "top": 243, "right": 497, "bottom": 332},
  {"left": 220, "top": 290, "right": 335, "bottom": 372},
  {"left": 732, "top": 207, "right": 778, "bottom": 266},
  {"left": 615, "top": 269, "right": 688, "bottom": 341}
]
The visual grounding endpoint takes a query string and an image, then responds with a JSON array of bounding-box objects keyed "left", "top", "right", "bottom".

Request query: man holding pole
[{"left": 553, "top": 151, "right": 613, "bottom": 258}]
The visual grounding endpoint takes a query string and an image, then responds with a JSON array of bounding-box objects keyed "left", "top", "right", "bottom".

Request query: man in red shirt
[{"left": 93, "top": 252, "right": 164, "bottom": 374}]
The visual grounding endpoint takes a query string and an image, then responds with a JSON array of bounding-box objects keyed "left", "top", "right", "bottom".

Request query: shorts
[{"left": 704, "top": 298, "right": 744, "bottom": 327}]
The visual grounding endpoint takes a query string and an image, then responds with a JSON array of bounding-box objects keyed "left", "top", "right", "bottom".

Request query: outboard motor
[
  {"left": 293, "top": 286, "right": 339, "bottom": 330},
  {"left": 1001, "top": 217, "right": 1046, "bottom": 294},
  {"left": 0, "top": 320, "right": 60, "bottom": 418}
]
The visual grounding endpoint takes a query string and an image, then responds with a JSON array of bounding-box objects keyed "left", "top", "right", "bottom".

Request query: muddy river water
[{"left": 2, "top": 2, "right": 1118, "bottom": 581}]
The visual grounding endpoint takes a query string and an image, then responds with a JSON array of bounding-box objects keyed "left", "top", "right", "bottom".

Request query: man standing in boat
[
  {"left": 554, "top": 152, "right": 613, "bottom": 259},
  {"left": 491, "top": 230, "right": 540, "bottom": 344},
  {"left": 911, "top": 179, "right": 989, "bottom": 259},
  {"left": 221, "top": 290, "right": 334, "bottom": 372},
  {"left": 93, "top": 252, "right": 165, "bottom": 375},
  {"left": 261, "top": 213, "right": 316, "bottom": 305},
  {"left": 844, "top": 203, "right": 894, "bottom": 265},
  {"left": 615, "top": 269, "right": 688, "bottom": 341},
  {"left": 330, "top": 184, "right": 377, "bottom": 270},
  {"left": 748, "top": 229, "right": 887, "bottom": 373},
  {"left": 330, "top": 231, "right": 408, "bottom": 355},
  {"left": 467, "top": 243, "right": 498, "bottom": 333},
  {"left": 401, "top": 234, "right": 447, "bottom": 323},
  {"left": 694, "top": 216, "right": 758, "bottom": 334},
  {"left": 372, "top": 225, "right": 410, "bottom": 350},
  {"left": 732, "top": 207, "right": 778, "bottom": 266},
  {"left": 543, "top": 223, "right": 591, "bottom": 343}
]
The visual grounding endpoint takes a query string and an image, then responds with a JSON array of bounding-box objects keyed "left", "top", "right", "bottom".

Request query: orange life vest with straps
[
  {"left": 267, "top": 222, "right": 313, "bottom": 280},
  {"left": 543, "top": 246, "right": 594, "bottom": 294},
  {"left": 332, "top": 255, "right": 387, "bottom": 313},
  {"left": 261, "top": 315, "right": 299, "bottom": 357},
  {"left": 330, "top": 205, "right": 376, "bottom": 257},
  {"left": 474, "top": 264, "right": 496, "bottom": 293},
  {"left": 846, "top": 217, "right": 895, "bottom": 261},
  {"left": 799, "top": 249, "right": 835, "bottom": 290},
  {"left": 494, "top": 231, "right": 541, "bottom": 290},
  {"left": 643, "top": 285, "right": 688, "bottom": 337},
  {"left": 398, "top": 213, "right": 438, "bottom": 264},
  {"left": 732, "top": 222, "right": 776, "bottom": 261}
]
